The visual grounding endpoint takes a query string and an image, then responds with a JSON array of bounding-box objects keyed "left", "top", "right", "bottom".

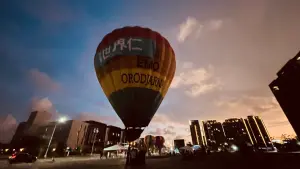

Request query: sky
[{"left": 1, "top": 0, "right": 300, "bottom": 144}]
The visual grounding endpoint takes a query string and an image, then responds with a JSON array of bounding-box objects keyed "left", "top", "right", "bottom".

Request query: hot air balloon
[
  {"left": 144, "top": 135, "right": 154, "bottom": 148},
  {"left": 144, "top": 135, "right": 155, "bottom": 155},
  {"left": 155, "top": 136, "right": 165, "bottom": 155},
  {"left": 94, "top": 26, "right": 176, "bottom": 142}
]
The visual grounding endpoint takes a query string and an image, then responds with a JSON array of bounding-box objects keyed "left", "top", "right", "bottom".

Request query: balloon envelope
[
  {"left": 144, "top": 135, "right": 154, "bottom": 147},
  {"left": 94, "top": 26, "right": 176, "bottom": 141},
  {"left": 155, "top": 136, "right": 165, "bottom": 148}
]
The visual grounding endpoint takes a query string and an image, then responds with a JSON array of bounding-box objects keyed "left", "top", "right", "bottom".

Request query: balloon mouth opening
[
  {"left": 125, "top": 127, "right": 145, "bottom": 142},
  {"left": 126, "top": 127, "right": 146, "bottom": 130}
]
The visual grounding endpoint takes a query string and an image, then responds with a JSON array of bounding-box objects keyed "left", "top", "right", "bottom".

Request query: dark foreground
[{"left": 1, "top": 153, "right": 299, "bottom": 169}]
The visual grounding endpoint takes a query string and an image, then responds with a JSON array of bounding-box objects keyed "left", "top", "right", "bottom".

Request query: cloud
[
  {"left": 75, "top": 112, "right": 120, "bottom": 126},
  {"left": 143, "top": 113, "right": 191, "bottom": 144},
  {"left": 177, "top": 17, "right": 224, "bottom": 43},
  {"left": 148, "top": 128, "right": 163, "bottom": 136},
  {"left": 147, "top": 126, "right": 176, "bottom": 136},
  {"left": 170, "top": 64, "right": 222, "bottom": 97},
  {"left": 30, "top": 97, "right": 55, "bottom": 112},
  {"left": 163, "top": 126, "right": 176, "bottom": 135},
  {"left": 0, "top": 114, "right": 17, "bottom": 144},
  {"left": 207, "top": 20, "right": 223, "bottom": 31},
  {"left": 28, "top": 68, "right": 61, "bottom": 92},
  {"left": 29, "top": 97, "right": 58, "bottom": 120},
  {"left": 182, "top": 62, "right": 194, "bottom": 69},
  {"left": 177, "top": 17, "right": 204, "bottom": 43}
]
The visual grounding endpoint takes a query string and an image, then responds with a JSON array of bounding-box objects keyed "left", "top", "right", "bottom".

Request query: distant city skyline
[
  {"left": 1, "top": 1, "right": 299, "bottom": 144},
  {"left": 188, "top": 115, "right": 276, "bottom": 150}
]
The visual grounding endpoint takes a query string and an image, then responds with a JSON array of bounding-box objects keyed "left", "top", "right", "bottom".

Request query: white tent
[
  {"left": 104, "top": 144, "right": 127, "bottom": 151},
  {"left": 179, "top": 146, "right": 193, "bottom": 151}
]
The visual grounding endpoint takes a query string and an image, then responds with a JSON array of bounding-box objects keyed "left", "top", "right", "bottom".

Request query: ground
[{"left": 0, "top": 153, "right": 298, "bottom": 169}]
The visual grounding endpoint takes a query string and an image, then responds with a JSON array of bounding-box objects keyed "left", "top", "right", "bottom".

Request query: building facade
[
  {"left": 27, "top": 111, "right": 52, "bottom": 134},
  {"left": 40, "top": 120, "right": 89, "bottom": 151},
  {"left": 84, "top": 121, "right": 107, "bottom": 153},
  {"left": 189, "top": 120, "right": 204, "bottom": 146},
  {"left": 222, "top": 118, "right": 253, "bottom": 145},
  {"left": 246, "top": 116, "right": 273, "bottom": 148},
  {"left": 174, "top": 139, "right": 185, "bottom": 149},
  {"left": 11, "top": 111, "right": 52, "bottom": 145},
  {"left": 203, "top": 120, "right": 226, "bottom": 150},
  {"left": 269, "top": 51, "right": 300, "bottom": 137},
  {"left": 104, "top": 125, "right": 122, "bottom": 147},
  {"left": 10, "top": 122, "right": 28, "bottom": 145},
  {"left": 120, "top": 129, "right": 126, "bottom": 143}
]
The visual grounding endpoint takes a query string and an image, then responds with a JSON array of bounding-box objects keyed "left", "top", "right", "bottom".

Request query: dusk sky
[{"left": 1, "top": 0, "right": 300, "bottom": 145}]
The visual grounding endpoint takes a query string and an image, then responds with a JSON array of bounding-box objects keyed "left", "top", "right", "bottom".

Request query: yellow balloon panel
[{"left": 99, "top": 68, "right": 172, "bottom": 98}]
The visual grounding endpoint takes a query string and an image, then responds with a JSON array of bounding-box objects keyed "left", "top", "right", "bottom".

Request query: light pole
[
  {"left": 91, "top": 128, "right": 99, "bottom": 155},
  {"left": 44, "top": 117, "right": 67, "bottom": 158}
]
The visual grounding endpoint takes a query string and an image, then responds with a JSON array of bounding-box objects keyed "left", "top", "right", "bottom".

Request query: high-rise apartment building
[
  {"left": 269, "top": 51, "right": 300, "bottom": 137},
  {"left": 203, "top": 120, "right": 226, "bottom": 150},
  {"left": 222, "top": 118, "right": 253, "bottom": 145},
  {"left": 245, "top": 116, "right": 273, "bottom": 148},
  {"left": 189, "top": 120, "right": 204, "bottom": 146}
]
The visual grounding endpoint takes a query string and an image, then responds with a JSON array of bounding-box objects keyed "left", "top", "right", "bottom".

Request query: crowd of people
[{"left": 126, "top": 141, "right": 147, "bottom": 166}]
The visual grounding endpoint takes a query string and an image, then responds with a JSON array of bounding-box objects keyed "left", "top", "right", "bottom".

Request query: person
[
  {"left": 100, "top": 150, "right": 103, "bottom": 159},
  {"left": 137, "top": 148, "right": 146, "bottom": 165},
  {"left": 105, "top": 152, "right": 108, "bottom": 159},
  {"left": 126, "top": 147, "right": 131, "bottom": 165}
]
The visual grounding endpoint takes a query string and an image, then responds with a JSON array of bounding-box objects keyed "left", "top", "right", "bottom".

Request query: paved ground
[{"left": 0, "top": 153, "right": 298, "bottom": 169}]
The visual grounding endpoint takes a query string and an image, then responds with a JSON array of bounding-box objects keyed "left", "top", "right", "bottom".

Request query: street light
[
  {"left": 91, "top": 128, "right": 99, "bottom": 155},
  {"left": 44, "top": 117, "right": 67, "bottom": 158}
]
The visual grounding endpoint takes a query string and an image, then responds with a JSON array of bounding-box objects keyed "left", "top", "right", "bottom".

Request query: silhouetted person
[
  {"left": 139, "top": 149, "right": 146, "bottom": 165},
  {"left": 126, "top": 147, "right": 131, "bottom": 165}
]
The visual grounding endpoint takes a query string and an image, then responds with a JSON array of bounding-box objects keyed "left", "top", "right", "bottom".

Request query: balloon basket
[{"left": 125, "top": 141, "right": 146, "bottom": 166}]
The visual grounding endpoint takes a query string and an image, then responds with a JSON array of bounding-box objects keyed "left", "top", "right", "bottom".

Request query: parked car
[{"left": 8, "top": 153, "right": 37, "bottom": 164}]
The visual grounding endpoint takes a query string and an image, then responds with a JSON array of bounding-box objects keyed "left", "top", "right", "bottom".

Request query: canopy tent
[
  {"left": 192, "top": 145, "right": 201, "bottom": 150},
  {"left": 179, "top": 146, "right": 193, "bottom": 151},
  {"left": 104, "top": 144, "right": 127, "bottom": 151}
]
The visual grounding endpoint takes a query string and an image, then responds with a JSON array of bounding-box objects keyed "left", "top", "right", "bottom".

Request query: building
[
  {"left": 203, "top": 120, "right": 226, "bottom": 150},
  {"left": 174, "top": 139, "right": 185, "bottom": 149},
  {"left": 27, "top": 111, "right": 52, "bottom": 134},
  {"left": 120, "top": 129, "right": 126, "bottom": 143},
  {"left": 83, "top": 121, "right": 107, "bottom": 153},
  {"left": 245, "top": 116, "right": 273, "bottom": 149},
  {"left": 104, "top": 125, "right": 121, "bottom": 147},
  {"left": 40, "top": 120, "right": 89, "bottom": 151},
  {"left": 189, "top": 120, "right": 204, "bottom": 146},
  {"left": 11, "top": 111, "right": 52, "bottom": 146},
  {"left": 222, "top": 118, "right": 253, "bottom": 145},
  {"left": 269, "top": 51, "right": 300, "bottom": 137},
  {"left": 10, "top": 122, "right": 28, "bottom": 145}
]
